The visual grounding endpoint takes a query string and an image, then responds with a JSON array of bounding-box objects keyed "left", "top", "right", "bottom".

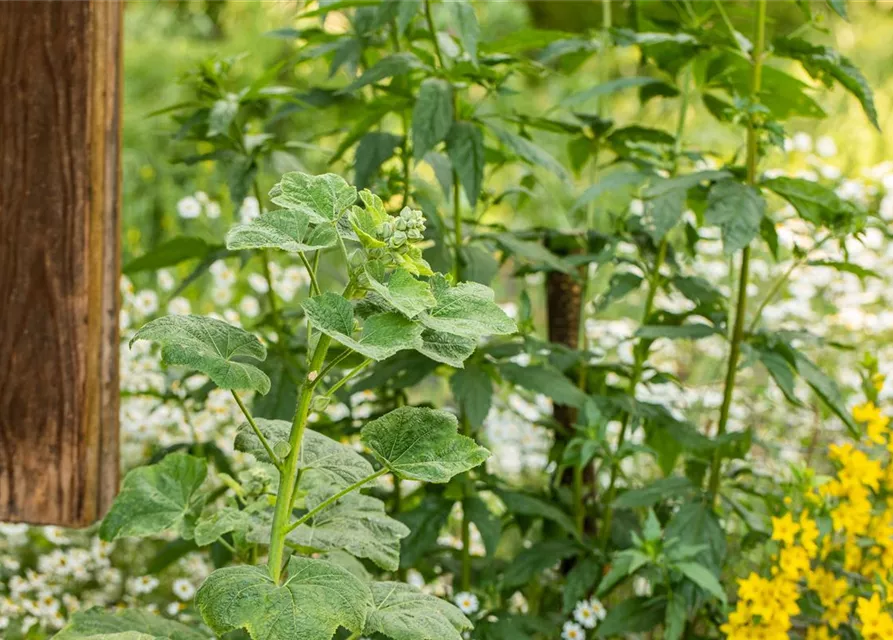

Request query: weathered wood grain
[{"left": 0, "top": 0, "right": 122, "bottom": 526}]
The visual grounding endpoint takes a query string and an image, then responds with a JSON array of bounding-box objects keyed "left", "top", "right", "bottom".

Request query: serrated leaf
[
  {"left": 447, "top": 121, "right": 484, "bottom": 206},
  {"left": 288, "top": 493, "right": 409, "bottom": 571},
  {"left": 365, "top": 582, "right": 472, "bottom": 640},
  {"left": 269, "top": 172, "right": 357, "bottom": 224},
  {"left": 450, "top": 364, "right": 492, "bottom": 426},
  {"left": 495, "top": 490, "right": 579, "bottom": 539},
  {"left": 491, "top": 125, "right": 569, "bottom": 182},
  {"left": 704, "top": 180, "right": 765, "bottom": 254},
  {"left": 413, "top": 78, "right": 453, "bottom": 159},
  {"left": 774, "top": 36, "right": 877, "bottom": 129},
  {"left": 676, "top": 562, "right": 727, "bottom": 604},
  {"left": 56, "top": 608, "right": 206, "bottom": 640},
  {"left": 365, "top": 265, "right": 437, "bottom": 318},
  {"left": 195, "top": 556, "right": 372, "bottom": 640},
  {"left": 235, "top": 419, "right": 374, "bottom": 489},
  {"left": 123, "top": 236, "right": 215, "bottom": 275},
  {"left": 226, "top": 210, "right": 338, "bottom": 253},
  {"left": 355, "top": 131, "right": 402, "bottom": 189},
  {"left": 763, "top": 176, "right": 862, "bottom": 229},
  {"left": 451, "top": 0, "right": 480, "bottom": 63},
  {"left": 339, "top": 52, "right": 424, "bottom": 93},
  {"left": 303, "top": 292, "right": 424, "bottom": 361},
  {"left": 464, "top": 496, "right": 501, "bottom": 556},
  {"left": 613, "top": 477, "right": 692, "bottom": 508},
  {"left": 100, "top": 454, "right": 207, "bottom": 541},
  {"left": 642, "top": 187, "right": 686, "bottom": 243},
  {"left": 209, "top": 97, "right": 239, "bottom": 137},
  {"left": 561, "top": 76, "right": 662, "bottom": 108},
  {"left": 130, "top": 315, "right": 270, "bottom": 394},
  {"left": 194, "top": 507, "right": 251, "bottom": 547},
  {"left": 420, "top": 275, "right": 517, "bottom": 339},
  {"left": 417, "top": 329, "right": 477, "bottom": 368},
  {"left": 361, "top": 406, "right": 489, "bottom": 482},
  {"left": 499, "top": 362, "right": 587, "bottom": 408}
]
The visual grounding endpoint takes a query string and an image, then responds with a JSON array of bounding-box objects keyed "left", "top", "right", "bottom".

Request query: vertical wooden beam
[{"left": 0, "top": 0, "right": 122, "bottom": 526}]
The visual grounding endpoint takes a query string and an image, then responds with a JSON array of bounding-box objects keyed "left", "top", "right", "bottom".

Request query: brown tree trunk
[{"left": 0, "top": 0, "right": 122, "bottom": 526}]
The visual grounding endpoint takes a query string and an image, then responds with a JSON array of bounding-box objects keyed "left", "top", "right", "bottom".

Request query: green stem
[
  {"left": 452, "top": 174, "right": 462, "bottom": 281},
  {"left": 707, "top": 0, "right": 767, "bottom": 505},
  {"left": 285, "top": 468, "right": 387, "bottom": 534},
  {"left": 573, "top": 464, "right": 585, "bottom": 536},
  {"left": 423, "top": 0, "right": 445, "bottom": 69},
  {"left": 231, "top": 390, "right": 282, "bottom": 471},
  {"left": 267, "top": 280, "right": 357, "bottom": 582},
  {"left": 325, "top": 358, "right": 373, "bottom": 398},
  {"left": 460, "top": 415, "right": 472, "bottom": 592},
  {"left": 298, "top": 252, "right": 320, "bottom": 296},
  {"left": 598, "top": 238, "right": 667, "bottom": 548}
]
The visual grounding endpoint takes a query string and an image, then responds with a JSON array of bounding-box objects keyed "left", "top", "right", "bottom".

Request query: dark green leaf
[
  {"left": 705, "top": 180, "right": 765, "bottom": 254},
  {"left": 499, "top": 363, "right": 587, "bottom": 408},
  {"left": 123, "top": 236, "right": 214, "bottom": 274},
  {"left": 595, "top": 597, "right": 664, "bottom": 637},
  {"left": 355, "top": 132, "right": 402, "bottom": 189},
  {"left": 413, "top": 78, "right": 454, "bottom": 159},
  {"left": 447, "top": 122, "right": 484, "bottom": 206},
  {"left": 613, "top": 477, "right": 692, "bottom": 508},
  {"left": 450, "top": 364, "right": 493, "bottom": 427}
]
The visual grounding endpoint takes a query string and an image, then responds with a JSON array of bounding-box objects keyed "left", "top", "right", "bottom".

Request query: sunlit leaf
[
  {"left": 361, "top": 406, "right": 489, "bottom": 482},
  {"left": 130, "top": 315, "right": 270, "bottom": 394},
  {"left": 269, "top": 172, "right": 358, "bottom": 224},
  {"left": 364, "top": 582, "right": 472, "bottom": 640},
  {"left": 195, "top": 556, "right": 372, "bottom": 640}
]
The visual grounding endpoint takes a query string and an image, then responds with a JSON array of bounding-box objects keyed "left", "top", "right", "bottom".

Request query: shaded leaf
[
  {"left": 417, "top": 329, "right": 477, "bottom": 368},
  {"left": 123, "top": 236, "right": 215, "bottom": 275},
  {"left": 289, "top": 493, "right": 409, "bottom": 571},
  {"left": 450, "top": 364, "right": 493, "bottom": 426},
  {"left": 705, "top": 180, "right": 765, "bottom": 254},
  {"left": 355, "top": 132, "right": 402, "bottom": 189},
  {"left": 413, "top": 78, "right": 454, "bottom": 159},
  {"left": 100, "top": 454, "right": 207, "bottom": 541},
  {"left": 447, "top": 122, "right": 485, "bottom": 206}
]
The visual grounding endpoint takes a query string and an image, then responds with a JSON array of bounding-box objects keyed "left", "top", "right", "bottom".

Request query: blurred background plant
[{"left": 6, "top": 1, "right": 893, "bottom": 638}]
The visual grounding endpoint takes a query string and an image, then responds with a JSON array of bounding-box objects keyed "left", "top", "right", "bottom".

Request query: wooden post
[{"left": 0, "top": 0, "right": 122, "bottom": 526}]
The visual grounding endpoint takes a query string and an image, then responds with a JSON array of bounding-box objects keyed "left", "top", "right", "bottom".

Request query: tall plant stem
[
  {"left": 423, "top": 0, "right": 445, "bottom": 69},
  {"left": 707, "top": 0, "right": 767, "bottom": 505},
  {"left": 267, "top": 281, "right": 356, "bottom": 582},
  {"left": 599, "top": 63, "right": 692, "bottom": 548}
]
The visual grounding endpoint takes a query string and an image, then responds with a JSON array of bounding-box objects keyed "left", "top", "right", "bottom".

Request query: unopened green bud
[
  {"left": 273, "top": 441, "right": 291, "bottom": 459},
  {"left": 311, "top": 395, "right": 331, "bottom": 412}
]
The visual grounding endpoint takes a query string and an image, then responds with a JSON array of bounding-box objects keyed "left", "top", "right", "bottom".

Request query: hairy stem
[
  {"left": 285, "top": 468, "right": 387, "bottom": 534},
  {"left": 707, "top": 0, "right": 767, "bottom": 505},
  {"left": 298, "top": 252, "right": 320, "bottom": 295},
  {"left": 267, "top": 280, "right": 356, "bottom": 582},
  {"left": 231, "top": 390, "right": 281, "bottom": 471}
]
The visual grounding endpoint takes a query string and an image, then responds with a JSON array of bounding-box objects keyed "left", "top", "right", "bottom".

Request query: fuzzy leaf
[
  {"left": 361, "top": 406, "right": 489, "bottom": 482},
  {"left": 413, "top": 78, "right": 454, "bottom": 159},
  {"left": 226, "top": 210, "right": 338, "bottom": 253},
  {"left": 269, "top": 172, "right": 358, "bottom": 224},
  {"left": 288, "top": 493, "right": 409, "bottom": 571},
  {"left": 100, "top": 454, "right": 207, "bottom": 541},
  {"left": 130, "top": 315, "right": 270, "bottom": 394},
  {"left": 195, "top": 556, "right": 372, "bottom": 640},
  {"left": 235, "top": 420, "right": 374, "bottom": 489},
  {"left": 194, "top": 507, "right": 251, "bottom": 547},
  {"left": 365, "top": 265, "right": 437, "bottom": 318},
  {"left": 364, "top": 582, "right": 472, "bottom": 640},
  {"left": 763, "top": 176, "right": 862, "bottom": 229},
  {"left": 417, "top": 329, "right": 477, "bottom": 368},
  {"left": 704, "top": 180, "right": 765, "bottom": 254},
  {"left": 56, "top": 609, "right": 206, "bottom": 640},
  {"left": 774, "top": 36, "right": 877, "bottom": 129},
  {"left": 302, "top": 292, "right": 424, "bottom": 361},
  {"left": 420, "top": 275, "right": 516, "bottom": 339},
  {"left": 339, "top": 52, "right": 424, "bottom": 94},
  {"left": 447, "top": 121, "right": 484, "bottom": 206}
]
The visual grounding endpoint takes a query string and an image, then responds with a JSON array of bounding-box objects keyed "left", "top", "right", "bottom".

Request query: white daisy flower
[
  {"left": 589, "top": 598, "right": 607, "bottom": 620},
  {"left": 454, "top": 592, "right": 479, "bottom": 615},
  {"left": 562, "top": 621, "right": 585, "bottom": 639},
  {"left": 167, "top": 296, "right": 191, "bottom": 316},
  {"left": 172, "top": 578, "right": 196, "bottom": 601},
  {"left": 177, "top": 196, "right": 202, "bottom": 219},
  {"left": 573, "top": 600, "right": 597, "bottom": 629}
]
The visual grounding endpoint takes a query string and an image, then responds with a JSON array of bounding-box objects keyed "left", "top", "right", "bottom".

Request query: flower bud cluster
[{"left": 378, "top": 207, "right": 426, "bottom": 251}]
